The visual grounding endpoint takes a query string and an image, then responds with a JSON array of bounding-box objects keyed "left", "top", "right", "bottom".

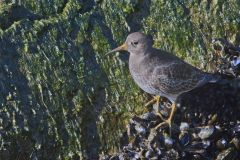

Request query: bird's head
[{"left": 107, "top": 32, "right": 153, "bottom": 55}]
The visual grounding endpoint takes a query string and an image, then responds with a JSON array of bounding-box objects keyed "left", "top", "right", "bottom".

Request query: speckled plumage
[{"left": 111, "top": 32, "right": 218, "bottom": 103}]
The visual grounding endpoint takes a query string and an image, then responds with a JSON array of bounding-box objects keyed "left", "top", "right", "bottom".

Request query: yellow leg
[
  {"left": 144, "top": 95, "right": 166, "bottom": 121},
  {"left": 155, "top": 103, "right": 177, "bottom": 130},
  {"left": 144, "top": 95, "right": 160, "bottom": 107}
]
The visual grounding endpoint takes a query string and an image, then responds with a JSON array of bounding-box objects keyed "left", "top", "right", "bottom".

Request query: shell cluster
[
  {"left": 100, "top": 101, "right": 240, "bottom": 159},
  {"left": 212, "top": 38, "right": 240, "bottom": 77}
]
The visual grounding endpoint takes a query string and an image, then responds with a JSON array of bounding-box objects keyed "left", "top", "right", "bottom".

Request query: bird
[{"left": 107, "top": 32, "right": 219, "bottom": 131}]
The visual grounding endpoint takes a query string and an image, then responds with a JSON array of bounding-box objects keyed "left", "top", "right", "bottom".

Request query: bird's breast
[{"left": 129, "top": 55, "right": 160, "bottom": 95}]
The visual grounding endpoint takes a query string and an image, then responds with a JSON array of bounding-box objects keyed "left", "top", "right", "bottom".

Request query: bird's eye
[
  {"left": 131, "top": 41, "right": 138, "bottom": 47},
  {"left": 133, "top": 41, "right": 138, "bottom": 45}
]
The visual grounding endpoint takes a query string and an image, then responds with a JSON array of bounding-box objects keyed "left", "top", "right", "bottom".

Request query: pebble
[
  {"left": 180, "top": 122, "right": 190, "bottom": 131},
  {"left": 198, "top": 126, "right": 214, "bottom": 140}
]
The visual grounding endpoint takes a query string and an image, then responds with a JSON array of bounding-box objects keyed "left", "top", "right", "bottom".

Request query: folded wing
[{"left": 151, "top": 61, "right": 209, "bottom": 95}]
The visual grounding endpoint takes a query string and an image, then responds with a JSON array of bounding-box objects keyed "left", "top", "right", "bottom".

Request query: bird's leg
[
  {"left": 144, "top": 95, "right": 167, "bottom": 121},
  {"left": 144, "top": 95, "right": 161, "bottom": 107},
  {"left": 154, "top": 103, "right": 177, "bottom": 131}
]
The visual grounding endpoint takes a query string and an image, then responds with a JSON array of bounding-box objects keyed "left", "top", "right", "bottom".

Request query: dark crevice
[
  {"left": 79, "top": 40, "right": 106, "bottom": 159},
  {"left": 0, "top": 4, "right": 42, "bottom": 30},
  {"left": 90, "top": 10, "right": 129, "bottom": 62},
  {"left": 90, "top": 11, "right": 117, "bottom": 47},
  {"left": 176, "top": 0, "right": 190, "bottom": 16},
  {"left": 0, "top": 37, "right": 41, "bottom": 159},
  {"left": 0, "top": 0, "right": 92, "bottom": 32},
  {"left": 79, "top": 0, "right": 96, "bottom": 14},
  {"left": 75, "top": 12, "right": 109, "bottom": 159},
  {"left": 57, "top": 0, "right": 68, "bottom": 14},
  {"left": 125, "top": 0, "right": 151, "bottom": 32}
]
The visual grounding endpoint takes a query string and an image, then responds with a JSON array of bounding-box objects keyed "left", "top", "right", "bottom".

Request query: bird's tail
[{"left": 208, "top": 73, "right": 235, "bottom": 85}]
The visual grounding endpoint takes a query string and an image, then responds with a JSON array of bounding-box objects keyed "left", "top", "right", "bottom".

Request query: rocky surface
[{"left": 101, "top": 80, "right": 240, "bottom": 159}]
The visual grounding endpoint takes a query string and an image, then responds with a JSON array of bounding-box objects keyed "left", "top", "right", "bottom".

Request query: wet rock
[
  {"left": 153, "top": 103, "right": 169, "bottom": 117},
  {"left": 217, "top": 138, "right": 228, "bottom": 150},
  {"left": 179, "top": 131, "right": 190, "bottom": 146},
  {"left": 198, "top": 126, "right": 215, "bottom": 140},
  {"left": 144, "top": 148, "right": 154, "bottom": 158},
  {"left": 133, "top": 152, "right": 141, "bottom": 159},
  {"left": 164, "top": 149, "right": 179, "bottom": 159},
  {"left": 118, "top": 153, "right": 125, "bottom": 160},
  {"left": 231, "top": 137, "right": 240, "bottom": 150},
  {"left": 212, "top": 38, "right": 240, "bottom": 77},
  {"left": 155, "top": 148, "right": 162, "bottom": 155},
  {"left": 140, "top": 112, "right": 157, "bottom": 121},
  {"left": 180, "top": 122, "right": 189, "bottom": 131},
  {"left": 103, "top": 106, "right": 240, "bottom": 159},
  {"left": 164, "top": 134, "right": 174, "bottom": 149},
  {"left": 202, "top": 140, "right": 211, "bottom": 149},
  {"left": 184, "top": 141, "right": 208, "bottom": 154},
  {"left": 216, "top": 148, "right": 237, "bottom": 160},
  {"left": 231, "top": 124, "right": 240, "bottom": 136},
  {"left": 134, "top": 124, "right": 147, "bottom": 136}
]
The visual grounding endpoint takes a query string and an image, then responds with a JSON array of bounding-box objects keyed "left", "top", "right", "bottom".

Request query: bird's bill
[{"left": 106, "top": 43, "right": 127, "bottom": 56}]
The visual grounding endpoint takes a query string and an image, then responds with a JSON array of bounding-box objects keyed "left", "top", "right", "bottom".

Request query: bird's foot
[
  {"left": 144, "top": 95, "right": 161, "bottom": 107},
  {"left": 156, "top": 112, "right": 167, "bottom": 122},
  {"left": 155, "top": 118, "right": 172, "bottom": 130},
  {"left": 154, "top": 117, "right": 173, "bottom": 136},
  {"left": 154, "top": 103, "right": 177, "bottom": 136}
]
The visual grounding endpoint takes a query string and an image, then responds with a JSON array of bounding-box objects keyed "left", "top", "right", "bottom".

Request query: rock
[
  {"left": 179, "top": 131, "right": 190, "bottom": 146},
  {"left": 180, "top": 122, "right": 190, "bottom": 131},
  {"left": 198, "top": 126, "right": 215, "bottom": 140},
  {"left": 216, "top": 148, "right": 237, "bottom": 160},
  {"left": 231, "top": 124, "right": 240, "bottom": 136},
  {"left": 231, "top": 137, "right": 240, "bottom": 150},
  {"left": 216, "top": 138, "right": 228, "bottom": 150},
  {"left": 164, "top": 134, "right": 174, "bottom": 148}
]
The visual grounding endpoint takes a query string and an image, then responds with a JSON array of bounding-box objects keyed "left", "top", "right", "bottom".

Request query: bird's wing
[{"left": 151, "top": 61, "right": 208, "bottom": 95}]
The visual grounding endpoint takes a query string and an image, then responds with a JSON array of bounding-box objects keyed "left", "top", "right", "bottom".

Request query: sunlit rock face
[{"left": 0, "top": 0, "right": 240, "bottom": 159}]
